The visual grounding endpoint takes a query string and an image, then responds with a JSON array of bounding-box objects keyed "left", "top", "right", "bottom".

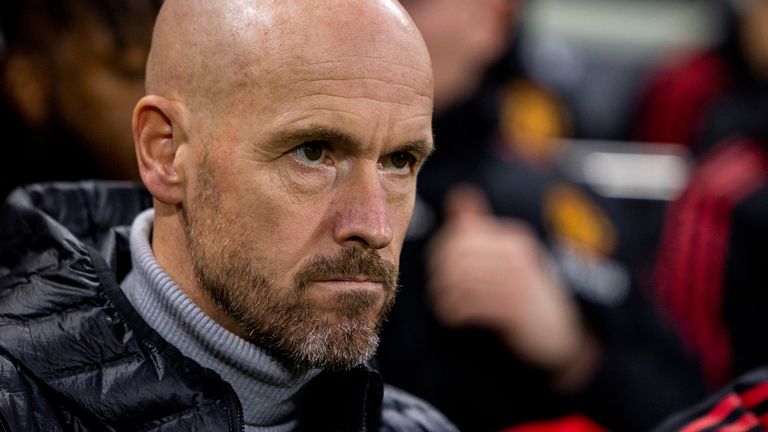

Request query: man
[
  {"left": 0, "top": 0, "right": 456, "bottom": 430},
  {"left": 0, "top": 0, "right": 160, "bottom": 198},
  {"left": 651, "top": 0, "right": 768, "bottom": 389}
]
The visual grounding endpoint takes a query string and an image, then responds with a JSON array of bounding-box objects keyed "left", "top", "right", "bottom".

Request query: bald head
[{"left": 145, "top": 0, "right": 431, "bottom": 115}]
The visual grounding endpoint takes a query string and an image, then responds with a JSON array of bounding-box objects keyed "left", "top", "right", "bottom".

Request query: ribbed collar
[{"left": 120, "top": 209, "right": 320, "bottom": 432}]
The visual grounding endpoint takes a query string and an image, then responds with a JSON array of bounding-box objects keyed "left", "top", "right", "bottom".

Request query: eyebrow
[
  {"left": 267, "top": 124, "right": 434, "bottom": 160},
  {"left": 268, "top": 125, "right": 359, "bottom": 150},
  {"left": 398, "top": 138, "right": 435, "bottom": 163}
]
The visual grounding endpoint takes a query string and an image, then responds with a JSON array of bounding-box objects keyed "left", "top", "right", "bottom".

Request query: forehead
[
  {"left": 190, "top": 1, "right": 434, "bottom": 145},
  {"left": 219, "top": 35, "right": 431, "bottom": 123},
  {"left": 274, "top": 55, "right": 431, "bottom": 104},
  {"left": 258, "top": 57, "right": 430, "bottom": 138}
]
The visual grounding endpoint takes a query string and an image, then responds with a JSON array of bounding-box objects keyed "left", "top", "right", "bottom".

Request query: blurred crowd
[{"left": 3, "top": 0, "right": 768, "bottom": 430}]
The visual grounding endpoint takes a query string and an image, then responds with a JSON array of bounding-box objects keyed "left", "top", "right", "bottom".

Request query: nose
[{"left": 332, "top": 167, "right": 394, "bottom": 250}]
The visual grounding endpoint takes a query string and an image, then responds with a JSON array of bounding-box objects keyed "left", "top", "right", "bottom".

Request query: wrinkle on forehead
[
  {"left": 145, "top": 0, "right": 432, "bottom": 119},
  {"left": 290, "top": 57, "right": 433, "bottom": 89},
  {"left": 282, "top": 60, "right": 434, "bottom": 106}
]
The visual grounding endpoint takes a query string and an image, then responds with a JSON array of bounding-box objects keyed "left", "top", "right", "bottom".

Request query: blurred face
[
  {"left": 405, "top": 0, "right": 519, "bottom": 110},
  {"left": 181, "top": 19, "right": 434, "bottom": 369},
  {"left": 48, "top": 7, "right": 153, "bottom": 180},
  {"left": 740, "top": 0, "right": 768, "bottom": 79}
]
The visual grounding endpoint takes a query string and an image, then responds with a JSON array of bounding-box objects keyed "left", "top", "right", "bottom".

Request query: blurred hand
[{"left": 427, "top": 185, "right": 600, "bottom": 390}]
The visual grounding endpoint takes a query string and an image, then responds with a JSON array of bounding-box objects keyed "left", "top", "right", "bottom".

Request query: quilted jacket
[{"left": 0, "top": 182, "right": 456, "bottom": 432}]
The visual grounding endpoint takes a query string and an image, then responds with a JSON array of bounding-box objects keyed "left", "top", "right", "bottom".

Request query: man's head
[
  {"left": 133, "top": 0, "right": 433, "bottom": 371},
  {"left": 0, "top": 0, "right": 161, "bottom": 180}
]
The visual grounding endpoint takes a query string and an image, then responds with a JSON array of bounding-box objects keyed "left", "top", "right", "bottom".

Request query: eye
[
  {"left": 294, "top": 141, "right": 327, "bottom": 165},
  {"left": 384, "top": 151, "right": 416, "bottom": 172}
]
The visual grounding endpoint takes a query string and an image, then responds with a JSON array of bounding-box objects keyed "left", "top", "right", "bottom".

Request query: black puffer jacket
[{"left": 0, "top": 182, "right": 455, "bottom": 432}]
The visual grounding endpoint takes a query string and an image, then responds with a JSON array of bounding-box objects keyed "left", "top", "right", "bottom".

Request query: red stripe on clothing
[
  {"left": 502, "top": 415, "right": 607, "bottom": 432},
  {"left": 719, "top": 413, "right": 760, "bottom": 432},
  {"left": 759, "top": 411, "right": 768, "bottom": 426},
  {"left": 690, "top": 193, "right": 730, "bottom": 386},
  {"left": 740, "top": 382, "right": 768, "bottom": 410},
  {"left": 635, "top": 52, "right": 729, "bottom": 149},
  {"left": 681, "top": 394, "right": 741, "bottom": 432}
]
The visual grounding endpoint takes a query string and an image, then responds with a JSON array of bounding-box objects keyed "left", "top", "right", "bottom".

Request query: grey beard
[{"left": 184, "top": 156, "right": 397, "bottom": 370}]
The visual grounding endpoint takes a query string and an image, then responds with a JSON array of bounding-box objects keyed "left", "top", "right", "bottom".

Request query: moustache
[{"left": 294, "top": 247, "right": 399, "bottom": 293}]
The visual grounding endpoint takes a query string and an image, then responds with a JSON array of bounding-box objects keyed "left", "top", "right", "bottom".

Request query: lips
[
  {"left": 309, "top": 277, "right": 385, "bottom": 293},
  {"left": 317, "top": 275, "right": 382, "bottom": 283}
]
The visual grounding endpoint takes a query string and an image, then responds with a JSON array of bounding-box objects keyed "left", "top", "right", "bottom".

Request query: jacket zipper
[{"left": 225, "top": 387, "right": 245, "bottom": 432}]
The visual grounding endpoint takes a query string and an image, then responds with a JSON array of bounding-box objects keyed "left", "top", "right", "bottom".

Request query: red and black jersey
[
  {"left": 656, "top": 139, "right": 768, "bottom": 389},
  {"left": 654, "top": 368, "right": 768, "bottom": 431}
]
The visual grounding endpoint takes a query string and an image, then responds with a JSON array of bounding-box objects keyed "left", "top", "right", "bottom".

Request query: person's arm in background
[
  {"left": 428, "top": 185, "right": 601, "bottom": 391},
  {"left": 427, "top": 185, "right": 707, "bottom": 432}
]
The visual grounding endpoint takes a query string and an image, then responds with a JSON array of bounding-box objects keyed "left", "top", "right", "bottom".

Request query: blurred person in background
[
  {"left": 653, "top": 0, "right": 768, "bottom": 391},
  {"left": 376, "top": 0, "right": 706, "bottom": 431},
  {"left": 635, "top": 0, "right": 768, "bottom": 155},
  {"left": 0, "top": 0, "right": 161, "bottom": 198}
]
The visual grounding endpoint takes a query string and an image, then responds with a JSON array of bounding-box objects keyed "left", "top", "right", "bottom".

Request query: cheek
[
  {"left": 219, "top": 170, "right": 331, "bottom": 271},
  {"left": 387, "top": 187, "right": 418, "bottom": 256},
  {"left": 279, "top": 164, "right": 336, "bottom": 200}
]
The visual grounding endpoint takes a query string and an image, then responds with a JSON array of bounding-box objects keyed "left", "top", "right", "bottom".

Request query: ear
[
  {"left": 1, "top": 52, "right": 50, "bottom": 127},
  {"left": 132, "top": 95, "right": 186, "bottom": 204}
]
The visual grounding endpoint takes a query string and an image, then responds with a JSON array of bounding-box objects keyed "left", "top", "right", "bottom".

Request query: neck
[{"left": 123, "top": 208, "right": 321, "bottom": 430}]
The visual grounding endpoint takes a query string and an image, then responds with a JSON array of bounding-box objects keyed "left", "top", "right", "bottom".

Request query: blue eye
[{"left": 295, "top": 142, "right": 326, "bottom": 164}]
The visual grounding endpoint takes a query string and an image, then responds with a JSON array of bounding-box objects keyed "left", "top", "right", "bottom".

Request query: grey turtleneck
[{"left": 120, "top": 209, "right": 320, "bottom": 432}]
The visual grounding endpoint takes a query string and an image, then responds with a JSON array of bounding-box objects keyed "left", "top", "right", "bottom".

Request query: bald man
[{"left": 0, "top": 0, "right": 456, "bottom": 430}]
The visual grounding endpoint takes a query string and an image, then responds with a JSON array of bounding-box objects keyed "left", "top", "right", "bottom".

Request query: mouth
[
  {"left": 309, "top": 276, "right": 384, "bottom": 292},
  {"left": 320, "top": 274, "right": 382, "bottom": 283}
]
